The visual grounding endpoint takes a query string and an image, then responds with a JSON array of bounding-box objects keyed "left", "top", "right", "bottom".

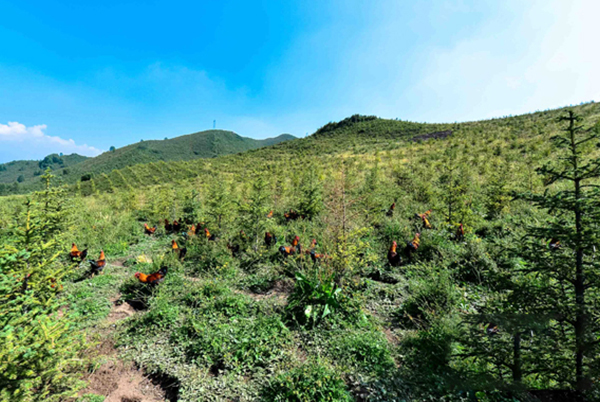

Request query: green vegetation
[
  {"left": 0, "top": 130, "right": 295, "bottom": 195},
  {"left": 1, "top": 102, "right": 600, "bottom": 401},
  {"left": 0, "top": 153, "right": 88, "bottom": 191}
]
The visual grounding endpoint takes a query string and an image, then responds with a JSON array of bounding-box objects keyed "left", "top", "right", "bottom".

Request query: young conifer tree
[
  {"left": 240, "top": 174, "right": 271, "bottom": 251},
  {"left": 518, "top": 111, "right": 600, "bottom": 392},
  {"left": 296, "top": 166, "right": 323, "bottom": 221}
]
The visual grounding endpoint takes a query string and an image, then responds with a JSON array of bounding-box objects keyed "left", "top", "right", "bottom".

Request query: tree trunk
[
  {"left": 513, "top": 332, "right": 522, "bottom": 383},
  {"left": 568, "top": 111, "right": 586, "bottom": 391}
]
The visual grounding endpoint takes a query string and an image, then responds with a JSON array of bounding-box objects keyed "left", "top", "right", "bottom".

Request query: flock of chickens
[
  {"left": 67, "top": 204, "right": 566, "bottom": 340},
  {"left": 67, "top": 205, "right": 466, "bottom": 289}
]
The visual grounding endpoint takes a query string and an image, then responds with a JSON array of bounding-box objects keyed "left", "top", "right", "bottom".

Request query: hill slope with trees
[
  {"left": 0, "top": 130, "right": 295, "bottom": 195},
  {"left": 1, "top": 102, "right": 600, "bottom": 402}
]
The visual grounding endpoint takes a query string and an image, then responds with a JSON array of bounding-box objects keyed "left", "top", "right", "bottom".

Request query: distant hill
[
  {"left": 0, "top": 130, "right": 295, "bottom": 194},
  {"left": 0, "top": 153, "right": 89, "bottom": 184},
  {"left": 65, "top": 102, "right": 600, "bottom": 197}
]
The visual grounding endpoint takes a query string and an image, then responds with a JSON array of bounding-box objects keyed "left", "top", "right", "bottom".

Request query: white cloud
[
  {"left": 0, "top": 122, "right": 102, "bottom": 160},
  {"left": 406, "top": 0, "right": 600, "bottom": 122}
]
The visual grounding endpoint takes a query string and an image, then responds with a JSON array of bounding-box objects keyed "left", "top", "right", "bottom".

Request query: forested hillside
[
  {"left": 1, "top": 102, "right": 600, "bottom": 402},
  {"left": 0, "top": 153, "right": 88, "bottom": 186},
  {"left": 0, "top": 130, "right": 295, "bottom": 195}
]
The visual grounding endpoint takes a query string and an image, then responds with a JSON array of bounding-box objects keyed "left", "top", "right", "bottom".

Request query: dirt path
[{"left": 80, "top": 294, "right": 170, "bottom": 402}]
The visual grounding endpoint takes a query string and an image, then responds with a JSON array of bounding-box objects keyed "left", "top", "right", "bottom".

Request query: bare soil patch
[{"left": 79, "top": 292, "right": 174, "bottom": 401}]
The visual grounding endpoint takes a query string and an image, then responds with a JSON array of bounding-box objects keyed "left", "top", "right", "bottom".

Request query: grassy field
[{"left": 2, "top": 102, "right": 600, "bottom": 401}]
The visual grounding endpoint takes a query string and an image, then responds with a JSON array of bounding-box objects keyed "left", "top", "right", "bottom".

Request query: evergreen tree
[
  {"left": 438, "top": 152, "right": 469, "bottom": 225},
  {"left": 0, "top": 169, "right": 85, "bottom": 401},
  {"left": 296, "top": 167, "right": 323, "bottom": 220},
  {"left": 518, "top": 111, "right": 600, "bottom": 392},
  {"left": 239, "top": 174, "right": 271, "bottom": 251},
  {"left": 207, "top": 178, "right": 232, "bottom": 229}
]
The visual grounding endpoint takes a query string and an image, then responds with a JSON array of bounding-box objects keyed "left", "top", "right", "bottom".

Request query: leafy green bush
[
  {"left": 181, "top": 313, "right": 291, "bottom": 372},
  {"left": 396, "top": 269, "right": 458, "bottom": 328},
  {"left": 327, "top": 330, "right": 395, "bottom": 374},
  {"left": 261, "top": 362, "right": 353, "bottom": 402},
  {"left": 286, "top": 272, "right": 342, "bottom": 327}
]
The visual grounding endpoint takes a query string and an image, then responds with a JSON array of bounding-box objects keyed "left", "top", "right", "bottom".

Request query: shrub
[
  {"left": 261, "top": 362, "right": 353, "bottom": 402},
  {"left": 327, "top": 330, "right": 395, "bottom": 374},
  {"left": 181, "top": 313, "right": 291, "bottom": 372},
  {"left": 396, "top": 270, "right": 458, "bottom": 329}
]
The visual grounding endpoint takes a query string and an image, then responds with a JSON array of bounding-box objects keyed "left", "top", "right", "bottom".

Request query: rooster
[
  {"left": 266, "top": 210, "right": 274, "bottom": 218},
  {"left": 265, "top": 232, "right": 277, "bottom": 247},
  {"left": 227, "top": 242, "right": 240, "bottom": 256},
  {"left": 171, "top": 240, "right": 187, "bottom": 260},
  {"left": 306, "top": 239, "right": 329, "bottom": 263},
  {"left": 172, "top": 220, "right": 182, "bottom": 233},
  {"left": 164, "top": 219, "right": 173, "bottom": 233},
  {"left": 387, "top": 241, "right": 402, "bottom": 267},
  {"left": 549, "top": 238, "right": 561, "bottom": 251},
  {"left": 415, "top": 210, "right": 432, "bottom": 229},
  {"left": 227, "top": 230, "right": 247, "bottom": 256},
  {"left": 456, "top": 223, "right": 465, "bottom": 241},
  {"left": 305, "top": 239, "right": 317, "bottom": 254},
  {"left": 386, "top": 202, "right": 396, "bottom": 217},
  {"left": 204, "top": 227, "right": 217, "bottom": 241},
  {"left": 89, "top": 250, "right": 106, "bottom": 277},
  {"left": 69, "top": 243, "right": 88, "bottom": 263},
  {"left": 135, "top": 266, "right": 168, "bottom": 285},
  {"left": 279, "top": 235, "right": 301, "bottom": 257},
  {"left": 193, "top": 222, "right": 204, "bottom": 235},
  {"left": 144, "top": 223, "right": 157, "bottom": 235},
  {"left": 310, "top": 250, "right": 329, "bottom": 263},
  {"left": 404, "top": 233, "right": 421, "bottom": 259},
  {"left": 187, "top": 224, "right": 196, "bottom": 237},
  {"left": 284, "top": 209, "right": 301, "bottom": 221},
  {"left": 486, "top": 323, "right": 500, "bottom": 335}
]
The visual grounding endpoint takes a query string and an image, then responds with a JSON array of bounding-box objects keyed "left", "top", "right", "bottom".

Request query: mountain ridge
[{"left": 0, "top": 130, "right": 295, "bottom": 194}]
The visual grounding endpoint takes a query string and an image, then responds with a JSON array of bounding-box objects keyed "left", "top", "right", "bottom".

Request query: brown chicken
[
  {"left": 171, "top": 240, "right": 187, "bottom": 260},
  {"left": 486, "top": 323, "right": 500, "bottom": 335},
  {"left": 144, "top": 223, "right": 157, "bottom": 235},
  {"left": 204, "top": 227, "right": 217, "bottom": 241},
  {"left": 89, "top": 250, "right": 106, "bottom": 277},
  {"left": 279, "top": 235, "right": 301, "bottom": 257},
  {"left": 387, "top": 241, "right": 401, "bottom": 267},
  {"left": 135, "top": 266, "right": 168, "bottom": 285},
  {"left": 310, "top": 250, "right": 329, "bottom": 263},
  {"left": 386, "top": 202, "right": 396, "bottom": 217},
  {"left": 405, "top": 233, "right": 421, "bottom": 258},
  {"left": 305, "top": 239, "right": 317, "bottom": 254},
  {"left": 265, "top": 232, "right": 277, "bottom": 247},
  {"left": 415, "top": 210, "right": 432, "bottom": 229},
  {"left": 69, "top": 243, "right": 88, "bottom": 263},
  {"left": 284, "top": 209, "right": 301, "bottom": 221},
  {"left": 456, "top": 223, "right": 465, "bottom": 241}
]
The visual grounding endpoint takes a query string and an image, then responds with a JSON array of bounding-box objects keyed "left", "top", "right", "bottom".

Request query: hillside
[
  {"left": 71, "top": 103, "right": 600, "bottom": 196},
  {"left": 0, "top": 130, "right": 295, "bottom": 195},
  {"left": 0, "top": 153, "right": 88, "bottom": 185},
  {"left": 2, "top": 102, "right": 600, "bottom": 402}
]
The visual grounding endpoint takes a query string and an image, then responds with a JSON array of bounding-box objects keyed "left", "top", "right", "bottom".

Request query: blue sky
[{"left": 0, "top": 0, "right": 598, "bottom": 162}]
